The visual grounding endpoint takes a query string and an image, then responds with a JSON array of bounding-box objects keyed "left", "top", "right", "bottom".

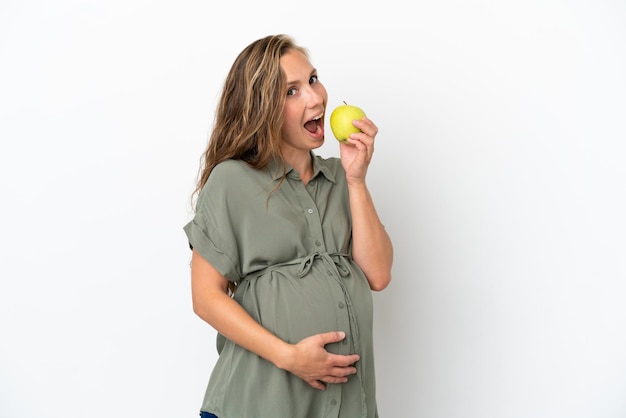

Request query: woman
[{"left": 184, "top": 34, "right": 393, "bottom": 418}]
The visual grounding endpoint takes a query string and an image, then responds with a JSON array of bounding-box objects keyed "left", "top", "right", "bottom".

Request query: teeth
[{"left": 312, "top": 114, "right": 323, "bottom": 121}]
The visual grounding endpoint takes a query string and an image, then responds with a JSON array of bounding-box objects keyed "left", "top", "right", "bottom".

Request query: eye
[
  {"left": 287, "top": 87, "right": 297, "bottom": 96},
  {"left": 309, "top": 75, "right": 319, "bottom": 85}
]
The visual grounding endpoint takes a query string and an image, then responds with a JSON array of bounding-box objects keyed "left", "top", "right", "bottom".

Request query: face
[{"left": 280, "top": 50, "right": 328, "bottom": 154}]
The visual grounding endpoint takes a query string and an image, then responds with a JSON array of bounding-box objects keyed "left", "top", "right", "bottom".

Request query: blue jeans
[{"left": 199, "top": 412, "right": 218, "bottom": 418}]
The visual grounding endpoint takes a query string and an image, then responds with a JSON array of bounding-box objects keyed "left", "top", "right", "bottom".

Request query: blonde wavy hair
[{"left": 191, "top": 34, "right": 310, "bottom": 208}]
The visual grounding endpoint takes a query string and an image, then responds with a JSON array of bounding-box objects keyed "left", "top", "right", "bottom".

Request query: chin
[{"left": 309, "top": 134, "right": 325, "bottom": 149}]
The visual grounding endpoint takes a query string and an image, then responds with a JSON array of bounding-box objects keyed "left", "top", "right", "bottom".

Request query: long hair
[{"left": 191, "top": 34, "right": 310, "bottom": 208}]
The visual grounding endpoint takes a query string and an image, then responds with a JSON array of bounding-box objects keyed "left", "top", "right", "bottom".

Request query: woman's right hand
[{"left": 278, "top": 331, "right": 360, "bottom": 390}]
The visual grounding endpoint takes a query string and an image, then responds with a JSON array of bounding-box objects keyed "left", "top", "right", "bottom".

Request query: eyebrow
[{"left": 286, "top": 68, "right": 318, "bottom": 85}]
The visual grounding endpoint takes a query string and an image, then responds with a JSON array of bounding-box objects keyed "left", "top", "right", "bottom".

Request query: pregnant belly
[{"left": 236, "top": 265, "right": 355, "bottom": 353}]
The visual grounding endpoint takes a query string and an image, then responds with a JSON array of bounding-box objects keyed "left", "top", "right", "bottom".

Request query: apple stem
[{"left": 343, "top": 101, "right": 347, "bottom": 105}]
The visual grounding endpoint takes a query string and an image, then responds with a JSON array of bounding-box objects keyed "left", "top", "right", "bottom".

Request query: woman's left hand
[{"left": 339, "top": 116, "right": 378, "bottom": 185}]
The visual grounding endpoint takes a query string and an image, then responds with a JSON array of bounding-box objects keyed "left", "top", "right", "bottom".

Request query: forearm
[
  {"left": 196, "top": 291, "right": 295, "bottom": 367},
  {"left": 348, "top": 182, "right": 393, "bottom": 290},
  {"left": 191, "top": 251, "right": 291, "bottom": 369}
]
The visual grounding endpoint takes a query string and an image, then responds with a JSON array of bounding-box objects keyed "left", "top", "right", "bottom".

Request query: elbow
[
  {"left": 192, "top": 299, "right": 204, "bottom": 318},
  {"left": 369, "top": 272, "right": 392, "bottom": 291},
  {"left": 192, "top": 293, "right": 214, "bottom": 320}
]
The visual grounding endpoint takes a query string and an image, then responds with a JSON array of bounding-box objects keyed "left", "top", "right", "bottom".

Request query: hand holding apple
[{"left": 329, "top": 102, "right": 367, "bottom": 143}]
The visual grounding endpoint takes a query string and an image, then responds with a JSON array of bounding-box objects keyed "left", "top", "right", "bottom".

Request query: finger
[
  {"left": 346, "top": 136, "right": 367, "bottom": 151},
  {"left": 353, "top": 117, "right": 378, "bottom": 138},
  {"left": 348, "top": 130, "right": 374, "bottom": 146},
  {"left": 317, "top": 331, "right": 347, "bottom": 345},
  {"left": 321, "top": 375, "right": 350, "bottom": 384},
  {"left": 329, "top": 353, "right": 360, "bottom": 367},
  {"left": 329, "top": 365, "right": 357, "bottom": 377},
  {"left": 308, "top": 379, "right": 327, "bottom": 390},
  {"left": 364, "top": 117, "right": 379, "bottom": 136}
]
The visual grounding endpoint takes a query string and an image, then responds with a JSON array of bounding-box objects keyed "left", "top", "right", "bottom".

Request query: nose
[{"left": 304, "top": 84, "right": 326, "bottom": 108}]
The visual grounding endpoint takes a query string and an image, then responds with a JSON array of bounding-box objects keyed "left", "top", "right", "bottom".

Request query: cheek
[
  {"left": 281, "top": 119, "right": 299, "bottom": 139},
  {"left": 283, "top": 102, "right": 297, "bottom": 120},
  {"left": 282, "top": 106, "right": 300, "bottom": 130}
]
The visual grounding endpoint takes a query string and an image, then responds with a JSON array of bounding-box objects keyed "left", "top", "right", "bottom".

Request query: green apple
[{"left": 329, "top": 101, "right": 367, "bottom": 142}]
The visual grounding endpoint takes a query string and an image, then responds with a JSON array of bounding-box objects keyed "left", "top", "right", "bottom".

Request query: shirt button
[
  {"left": 342, "top": 338, "right": 348, "bottom": 345},
  {"left": 315, "top": 240, "right": 322, "bottom": 246},
  {"left": 338, "top": 302, "right": 345, "bottom": 309},
  {"left": 307, "top": 208, "right": 314, "bottom": 214},
  {"left": 330, "top": 399, "right": 337, "bottom": 406}
]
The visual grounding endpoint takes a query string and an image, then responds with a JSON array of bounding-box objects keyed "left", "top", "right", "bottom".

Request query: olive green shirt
[{"left": 184, "top": 155, "right": 378, "bottom": 417}]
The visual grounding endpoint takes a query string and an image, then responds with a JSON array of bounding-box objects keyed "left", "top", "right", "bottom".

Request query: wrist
[
  {"left": 346, "top": 177, "right": 367, "bottom": 188},
  {"left": 270, "top": 340, "right": 295, "bottom": 371}
]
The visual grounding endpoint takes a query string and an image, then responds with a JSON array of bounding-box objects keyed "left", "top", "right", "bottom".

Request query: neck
[{"left": 282, "top": 149, "right": 313, "bottom": 185}]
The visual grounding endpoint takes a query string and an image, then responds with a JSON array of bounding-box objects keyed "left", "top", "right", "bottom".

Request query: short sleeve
[
  {"left": 183, "top": 216, "right": 240, "bottom": 282},
  {"left": 183, "top": 170, "right": 242, "bottom": 282}
]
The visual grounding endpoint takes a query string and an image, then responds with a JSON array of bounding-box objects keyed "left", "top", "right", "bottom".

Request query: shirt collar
[{"left": 267, "top": 152, "right": 336, "bottom": 184}]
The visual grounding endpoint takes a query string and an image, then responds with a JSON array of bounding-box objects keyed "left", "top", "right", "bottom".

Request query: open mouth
[{"left": 304, "top": 114, "right": 323, "bottom": 134}]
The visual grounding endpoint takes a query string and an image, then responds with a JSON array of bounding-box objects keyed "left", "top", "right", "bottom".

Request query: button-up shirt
[{"left": 184, "top": 154, "right": 378, "bottom": 417}]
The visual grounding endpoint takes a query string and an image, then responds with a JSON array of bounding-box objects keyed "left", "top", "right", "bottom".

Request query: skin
[{"left": 191, "top": 49, "right": 393, "bottom": 391}]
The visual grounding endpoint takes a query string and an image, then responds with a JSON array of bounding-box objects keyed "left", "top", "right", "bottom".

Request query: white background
[{"left": 1, "top": 1, "right": 625, "bottom": 417}]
